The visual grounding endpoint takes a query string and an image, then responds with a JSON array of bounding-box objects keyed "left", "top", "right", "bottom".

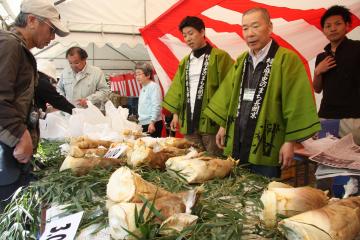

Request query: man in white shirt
[
  {"left": 162, "top": 16, "right": 234, "bottom": 155},
  {"left": 57, "top": 47, "right": 110, "bottom": 108}
]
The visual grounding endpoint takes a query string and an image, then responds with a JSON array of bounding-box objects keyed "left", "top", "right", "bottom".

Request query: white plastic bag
[
  {"left": 69, "top": 101, "right": 111, "bottom": 137},
  {"left": 105, "top": 101, "right": 142, "bottom": 133},
  {"left": 39, "top": 111, "right": 70, "bottom": 140}
]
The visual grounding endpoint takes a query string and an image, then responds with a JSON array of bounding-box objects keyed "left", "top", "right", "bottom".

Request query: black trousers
[
  {"left": 142, "top": 120, "right": 163, "bottom": 138},
  {"left": 0, "top": 141, "right": 33, "bottom": 212},
  {"left": 0, "top": 169, "right": 32, "bottom": 212}
]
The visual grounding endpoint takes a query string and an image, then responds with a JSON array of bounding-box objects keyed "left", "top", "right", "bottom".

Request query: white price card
[
  {"left": 40, "top": 211, "right": 84, "bottom": 240},
  {"left": 104, "top": 144, "right": 128, "bottom": 159}
]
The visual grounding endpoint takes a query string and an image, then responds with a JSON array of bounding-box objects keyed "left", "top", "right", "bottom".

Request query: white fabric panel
[
  {"left": 131, "top": 79, "right": 139, "bottom": 96},
  {"left": 205, "top": 28, "right": 248, "bottom": 59},
  {"left": 122, "top": 81, "right": 127, "bottom": 96},
  {"left": 271, "top": 18, "right": 328, "bottom": 61},
  {"left": 55, "top": 32, "right": 144, "bottom": 48},
  {"left": 252, "top": 0, "right": 360, "bottom": 12},
  {"left": 348, "top": 26, "right": 360, "bottom": 40},
  {"left": 2, "top": 0, "right": 178, "bottom": 33},
  {"left": 145, "top": 0, "right": 178, "bottom": 24},
  {"left": 57, "top": 0, "right": 145, "bottom": 32},
  {"left": 202, "top": 5, "right": 243, "bottom": 25},
  {"left": 146, "top": 46, "right": 172, "bottom": 93},
  {"left": 158, "top": 33, "right": 189, "bottom": 61},
  {"left": 136, "top": 79, "right": 142, "bottom": 93}
]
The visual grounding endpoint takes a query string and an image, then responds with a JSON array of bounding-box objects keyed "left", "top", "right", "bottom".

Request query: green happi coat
[
  {"left": 162, "top": 48, "right": 233, "bottom": 134},
  {"left": 204, "top": 46, "right": 321, "bottom": 166}
]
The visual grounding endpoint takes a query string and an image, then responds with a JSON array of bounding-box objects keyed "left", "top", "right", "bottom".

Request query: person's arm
[
  {"left": 13, "top": 129, "right": 33, "bottom": 163},
  {"left": 279, "top": 141, "right": 295, "bottom": 169},
  {"left": 216, "top": 50, "right": 234, "bottom": 84},
  {"left": 170, "top": 113, "right": 179, "bottom": 131},
  {"left": 0, "top": 38, "right": 33, "bottom": 163},
  {"left": 203, "top": 59, "right": 239, "bottom": 128},
  {"left": 0, "top": 38, "right": 28, "bottom": 148},
  {"left": 313, "top": 55, "right": 336, "bottom": 93},
  {"left": 148, "top": 83, "right": 162, "bottom": 133},
  {"left": 281, "top": 51, "right": 321, "bottom": 168},
  {"left": 216, "top": 126, "right": 226, "bottom": 149},
  {"left": 37, "top": 75, "right": 75, "bottom": 114}
]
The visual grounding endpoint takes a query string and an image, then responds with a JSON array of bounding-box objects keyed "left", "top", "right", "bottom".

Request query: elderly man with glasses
[{"left": 0, "top": 0, "right": 69, "bottom": 211}]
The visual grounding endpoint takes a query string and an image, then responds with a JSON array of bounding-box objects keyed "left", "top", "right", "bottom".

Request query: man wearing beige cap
[{"left": 0, "top": 0, "right": 69, "bottom": 211}]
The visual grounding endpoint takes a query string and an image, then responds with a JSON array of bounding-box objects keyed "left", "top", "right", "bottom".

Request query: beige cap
[
  {"left": 21, "top": 0, "right": 70, "bottom": 37},
  {"left": 37, "top": 59, "right": 57, "bottom": 80}
]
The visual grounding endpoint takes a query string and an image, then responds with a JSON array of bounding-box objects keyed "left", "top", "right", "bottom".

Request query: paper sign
[
  {"left": 104, "top": 144, "right": 128, "bottom": 159},
  {"left": 40, "top": 211, "right": 84, "bottom": 240}
]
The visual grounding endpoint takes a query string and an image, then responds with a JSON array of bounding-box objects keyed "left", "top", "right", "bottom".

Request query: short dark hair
[
  {"left": 66, "top": 46, "right": 88, "bottom": 60},
  {"left": 179, "top": 16, "right": 205, "bottom": 32},
  {"left": 321, "top": 5, "right": 352, "bottom": 28},
  {"left": 14, "top": 12, "right": 30, "bottom": 27},
  {"left": 135, "top": 62, "right": 154, "bottom": 80}
]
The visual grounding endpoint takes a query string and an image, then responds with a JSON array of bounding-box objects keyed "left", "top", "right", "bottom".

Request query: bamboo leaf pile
[{"left": 0, "top": 140, "right": 285, "bottom": 240}]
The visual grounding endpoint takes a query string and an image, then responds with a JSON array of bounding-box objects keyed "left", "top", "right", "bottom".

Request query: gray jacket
[{"left": 57, "top": 64, "right": 110, "bottom": 108}]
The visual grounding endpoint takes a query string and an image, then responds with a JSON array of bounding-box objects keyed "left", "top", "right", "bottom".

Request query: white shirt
[
  {"left": 249, "top": 40, "right": 272, "bottom": 68},
  {"left": 138, "top": 81, "right": 162, "bottom": 125},
  {"left": 188, "top": 53, "right": 205, "bottom": 115}
]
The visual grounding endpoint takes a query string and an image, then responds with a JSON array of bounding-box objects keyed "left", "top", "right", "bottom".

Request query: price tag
[
  {"left": 40, "top": 211, "right": 84, "bottom": 240},
  {"left": 104, "top": 144, "right": 128, "bottom": 159}
]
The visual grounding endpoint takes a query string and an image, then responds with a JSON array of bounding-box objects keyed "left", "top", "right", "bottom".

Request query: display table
[{"left": 0, "top": 140, "right": 286, "bottom": 240}]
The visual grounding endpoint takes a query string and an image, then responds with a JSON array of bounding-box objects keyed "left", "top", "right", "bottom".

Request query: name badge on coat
[{"left": 243, "top": 88, "right": 255, "bottom": 101}]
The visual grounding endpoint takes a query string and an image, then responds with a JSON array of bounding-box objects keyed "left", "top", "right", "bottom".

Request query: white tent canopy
[{"left": 0, "top": 0, "right": 177, "bottom": 75}]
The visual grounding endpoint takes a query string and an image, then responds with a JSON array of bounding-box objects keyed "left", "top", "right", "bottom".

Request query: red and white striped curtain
[
  {"left": 110, "top": 73, "right": 142, "bottom": 96},
  {"left": 140, "top": 0, "right": 360, "bottom": 96}
]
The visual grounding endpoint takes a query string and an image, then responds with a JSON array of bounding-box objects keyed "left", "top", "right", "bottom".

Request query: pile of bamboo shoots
[
  {"left": 60, "top": 136, "right": 199, "bottom": 175},
  {"left": 166, "top": 150, "right": 238, "bottom": 183},
  {"left": 279, "top": 197, "right": 360, "bottom": 240},
  {"left": 126, "top": 137, "right": 197, "bottom": 169},
  {"left": 106, "top": 166, "right": 200, "bottom": 239},
  {"left": 260, "top": 181, "right": 360, "bottom": 239},
  {"left": 260, "top": 181, "right": 329, "bottom": 228},
  {"left": 59, "top": 136, "right": 128, "bottom": 175}
]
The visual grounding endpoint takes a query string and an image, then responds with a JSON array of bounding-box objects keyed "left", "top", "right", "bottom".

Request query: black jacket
[{"left": 36, "top": 72, "right": 75, "bottom": 115}]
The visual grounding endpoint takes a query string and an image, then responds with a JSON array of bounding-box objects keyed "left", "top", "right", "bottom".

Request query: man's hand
[
  {"left": 13, "top": 129, "right": 33, "bottom": 164},
  {"left": 279, "top": 141, "right": 295, "bottom": 170},
  {"left": 76, "top": 98, "right": 88, "bottom": 108},
  {"left": 170, "top": 114, "right": 179, "bottom": 131},
  {"left": 148, "top": 122, "right": 156, "bottom": 134},
  {"left": 314, "top": 56, "right": 336, "bottom": 76},
  {"left": 216, "top": 127, "right": 226, "bottom": 149}
]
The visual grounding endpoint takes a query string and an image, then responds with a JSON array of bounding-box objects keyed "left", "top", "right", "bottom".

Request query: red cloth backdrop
[
  {"left": 140, "top": 0, "right": 360, "bottom": 94},
  {"left": 110, "top": 73, "right": 142, "bottom": 97}
]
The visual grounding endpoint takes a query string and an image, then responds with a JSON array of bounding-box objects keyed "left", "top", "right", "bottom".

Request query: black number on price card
[
  {"left": 50, "top": 223, "right": 71, "bottom": 233},
  {"left": 46, "top": 234, "right": 66, "bottom": 240}
]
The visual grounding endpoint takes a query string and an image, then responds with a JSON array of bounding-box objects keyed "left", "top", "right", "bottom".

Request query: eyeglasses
[{"left": 36, "top": 17, "right": 56, "bottom": 35}]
